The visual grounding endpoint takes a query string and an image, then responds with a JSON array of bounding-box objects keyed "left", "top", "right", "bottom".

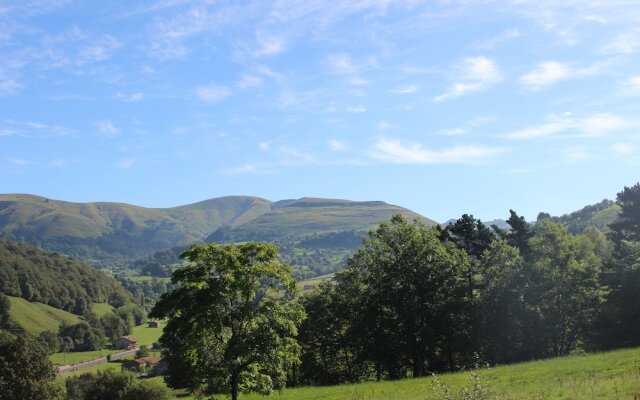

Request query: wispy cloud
[
  {"left": 327, "top": 139, "right": 347, "bottom": 151},
  {"left": 505, "top": 113, "right": 630, "bottom": 139},
  {"left": 602, "top": 29, "right": 640, "bottom": 54},
  {"left": 0, "top": 74, "right": 22, "bottom": 96},
  {"left": 519, "top": 61, "right": 606, "bottom": 90},
  {"left": 612, "top": 142, "right": 636, "bottom": 155},
  {"left": 96, "top": 120, "right": 120, "bottom": 136},
  {"left": 474, "top": 28, "right": 521, "bottom": 50},
  {"left": 196, "top": 83, "right": 231, "bottom": 102},
  {"left": 327, "top": 53, "right": 360, "bottom": 75},
  {"left": 389, "top": 85, "right": 418, "bottom": 94},
  {"left": 116, "top": 91, "right": 144, "bottom": 102},
  {"left": 346, "top": 105, "right": 366, "bottom": 113},
  {"left": 440, "top": 127, "right": 466, "bottom": 136},
  {"left": 223, "top": 163, "right": 270, "bottom": 175},
  {"left": 434, "top": 57, "right": 501, "bottom": 102},
  {"left": 251, "top": 33, "right": 287, "bottom": 57},
  {"left": 237, "top": 74, "right": 263, "bottom": 89},
  {"left": 368, "top": 138, "right": 505, "bottom": 164},
  {"left": 116, "top": 158, "right": 136, "bottom": 169}
]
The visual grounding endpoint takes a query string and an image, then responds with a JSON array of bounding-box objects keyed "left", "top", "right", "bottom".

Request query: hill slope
[
  {"left": 0, "top": 194, "right": 272, "bottom": 262},
  {"left": 6, "top": 296, "right": 82, "bottom": 335},
  {"left": 0, "top": 239, "right": 131, "bottom": 313},
  {"left": 233, "top": 346, "right": 640, "bottom": 400}
]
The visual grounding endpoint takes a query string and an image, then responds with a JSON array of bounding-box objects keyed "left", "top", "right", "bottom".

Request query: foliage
[
  {"left": 0, "top": 239, "right": 131, "bottom": 312},
  {"left": 549, "top": 199, "right": 618, "bottom": 234},
  {"left": 308, "top": 215, "right": 472, "bottom": 381},
  {"left": 608, "top": 183, "right": 640, "bottom": 254},
  {"left": 59, "top": 322, "right": 106, "bottom": 351},
  {"left": 150, "top": 242, "right": 306, "bottom": 400},
  {"left": 0, "top": 332, "right": 63, "bottom": 400},
  {"left": 65, "top": 369, "right": 172, "bottom": 400}
]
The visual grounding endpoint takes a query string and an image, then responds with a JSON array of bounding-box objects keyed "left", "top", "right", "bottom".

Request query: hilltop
[{"left": 0, "top": 194, "right": 433, "bottom": 277}]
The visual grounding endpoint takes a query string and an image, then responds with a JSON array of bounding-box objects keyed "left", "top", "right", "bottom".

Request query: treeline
[
  {"left": 0, "top": 239, "right": 131, "bottom": 313},
  {"left": 293, "top": 184, "right": 640, "bottom": 386}
]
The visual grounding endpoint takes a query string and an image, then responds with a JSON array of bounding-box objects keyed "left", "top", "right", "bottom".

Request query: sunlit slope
[
  {"left": 0, "top": 194, "right": 272, "bottom": 261},
  {"left": 207, "top": 198, "right": 436, "bottom": 242},
  {"left": 6, "top": 296, "right": 82, "bottom": 335},
  {"left": 233, "top": 347, "right": 640, "bottom": 400}
]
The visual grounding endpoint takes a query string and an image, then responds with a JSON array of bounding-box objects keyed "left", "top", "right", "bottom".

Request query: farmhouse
[
  {"left": 114, "top": 336, "right": 138, "bottom": 350},
  {"left": 122, "top": 357, "right": 166, "bottom": 375}
]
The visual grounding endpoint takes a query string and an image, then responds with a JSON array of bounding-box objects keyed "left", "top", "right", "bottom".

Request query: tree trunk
[{"left": 231, "top": 372, "right": 239, "bottom": 400}]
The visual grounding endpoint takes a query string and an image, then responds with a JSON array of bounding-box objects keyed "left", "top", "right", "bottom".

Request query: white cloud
[
  {"left": 116, "top": 158, "right": 136, "bottom": 169},
  {"left": 327, "top": 53, "right": 359, "bottom": 75},
  {"left": 440, "top": 127, "right": 466, "bottom": 136},
  {"left": 9, "top": 158, "right": 28, "bottom": 166},
  {"left": 612, "top": 143, "right": 636, "bottom": 155},
  {"left": 475, "top": 28, "right": 521, "bottom": 50},
  {"left": 369, "top": 138, "right": 505, "bottom": 164},
  {"left": 519, "top": 60, "right": 608, "bottom": 90},
  {"left": 327, "top": 139, "right": 347, "bottom": 151},
  {"left": 348, "top": 76, "right": 369, "bottom": 86},
  {"left": 252, "top": 33, "right": 287, "bottom": 57},
  {"left": 623, "top": 75, "right": 640, "bottom": 94},
  {"left": 0, "top": 75, "right": 22, "bottom": 96},
  {"left": 520, "top": 61, "right": 571, "bottom": 90},
  {"left": 602, "top": 29, "right": 640, "bottom": 54},
  {"left": 389, "top": 85, "right": 418, "bottom": 94},
  {"left": 78, "top": 35, "right": 121, "bottom": 62},
  {"left": 346, "top": 105, "right": 366, "bottom": 113},
  {"left": 434, "top": 57, "right": 501, "bottom": 102},
  {"left": 116, "top": 92, "right": 144, "bottom": 102},
  {"left": 506, "top": 113, "right": 629, "bottom": 139},
  {"left": 259, "top": 141, "right": 270, "bottom": 150},
  {"left": 196, "top": 83, "right": 231, "bottom": 102},
  {"left": 377, "top": 121, "right": 392, "bottom": 130},
  {"left": 237, "top": 74, "right": 263, "bottom": 89},
  {"left": 223, "top": 163, "right": 265, "bottom": 175},
  {"left": 96, "top": 120, "right": 120, "bottom": 136}
]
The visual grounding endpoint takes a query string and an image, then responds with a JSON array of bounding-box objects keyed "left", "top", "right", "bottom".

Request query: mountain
[
  {"left": 0, "top": 194, "right": 272, "bottom": 262},
  {"left": 545, "top": 199, "right": 619, "bottom": 234},
  {"left": 207, "top": 197, "right": 435, "bottom": 243},
  {"left": 0, "top": 193, "right": 435, "bottom": 279}
]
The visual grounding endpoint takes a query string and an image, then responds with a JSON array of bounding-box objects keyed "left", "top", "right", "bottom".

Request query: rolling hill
[
  {"left": 0, "top": 194, "right": 272, "bottom": 262},
  {"left": 0, "top": 194, "right": 434, "bottom": 277}
]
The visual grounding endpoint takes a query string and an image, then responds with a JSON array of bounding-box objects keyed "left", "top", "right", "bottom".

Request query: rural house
[{"left": 114, "top": 336, "right": 138, "bottom": 350}]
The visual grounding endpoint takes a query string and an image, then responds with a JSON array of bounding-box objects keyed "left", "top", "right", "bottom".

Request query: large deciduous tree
[
  {"left": 150, "top": 242, "right": 305, "bottom": 400},
  {"left": 340, "top": 215, "right": 471, "bottom": 378},
  {"left": 0, "top": 333, "right": 63, "bottom": 400}
]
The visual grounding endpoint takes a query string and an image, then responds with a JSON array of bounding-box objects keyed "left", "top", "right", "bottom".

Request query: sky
[{"left": 1, "top": 0, "right": 640, "bottom": 222}]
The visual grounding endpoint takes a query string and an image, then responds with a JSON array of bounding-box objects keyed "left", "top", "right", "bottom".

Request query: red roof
[
  {"left": 119, "top": 336, "right": 138, "bottom": 343},
  {"left": 130, "top": 357, "right": 160, "bottom": 365}
]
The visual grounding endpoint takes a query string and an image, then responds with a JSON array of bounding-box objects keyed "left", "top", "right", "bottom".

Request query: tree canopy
[{"left": 150, "top": 242, "right": 305, "bottom": 400}]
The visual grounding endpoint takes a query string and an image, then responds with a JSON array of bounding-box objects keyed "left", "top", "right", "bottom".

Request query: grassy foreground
[{"left": 173, "top": 347, "right": 640, "bottom": 400}]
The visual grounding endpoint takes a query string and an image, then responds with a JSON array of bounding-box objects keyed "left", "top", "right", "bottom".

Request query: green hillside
[
  {"left": 208, "top": 198, "right": 435, "bottom": 242},
  {"left": 6, "top": 296, "right": 81, "bottom": 335},
  {"left": 0, "top": 194, "right": 272, "bottom": 262},
  {"left": 203, "top": 346, "right": 640, "bottom": 400},
  {"left": 550, "top": 199, "right": 620, "bottom": 234},
  {"left": 0, "top": 239, "right": 131, "bottom": 312}
]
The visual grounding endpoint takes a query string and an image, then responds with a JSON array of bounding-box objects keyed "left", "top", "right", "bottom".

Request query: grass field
[
  {"left": 298, "top": 273, "right": 335, "bottom": 293},
  {"left": 49, "top": 348, "right": 122, "bottom": 365},
  {"left": 7, "top": 296, "right": 82, "bottom": 334},
  {"left": 131, "top": 323, "right": 164, "bottom": 347},
  {"left": 172, "top": 347, "right": 640, "bottom": 400}
]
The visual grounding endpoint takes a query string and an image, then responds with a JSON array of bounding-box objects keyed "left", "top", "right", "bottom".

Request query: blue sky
[{"left": 1, "top": 0, "right": 640, "bottom": 222}]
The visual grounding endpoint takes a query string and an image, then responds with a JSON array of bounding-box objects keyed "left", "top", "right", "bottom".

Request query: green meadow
[
  {"left": 7, "top": 296, "right": 81, "bottom": 334},
  {"left": 172, "top": 347, "right": 640, "bottom": 400}
]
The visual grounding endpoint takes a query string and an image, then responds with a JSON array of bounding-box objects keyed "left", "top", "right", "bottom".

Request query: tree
[
  {"left": 339, "top": 215, "right": 471, "bottom": 379},
  {"left": 65, "top": 369, "right": 172, "bottom": 400},
  {"left": 525, "top": 221, "right": 603, "bottom": 357},
  {"left": 150, "top": 242, "right": 305, "bottom": 400},
  {"left": 608, "top": 183, "right": 640, "bottom": 259},
  {"left": 498, "top": 210, "right": 533, "bottom": 260},
  {"left": 0, "top": 333, "right": 63, "bottom": 400},
  {"left": 478, "top": 241, "right": 529, "bottom": 364}
]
